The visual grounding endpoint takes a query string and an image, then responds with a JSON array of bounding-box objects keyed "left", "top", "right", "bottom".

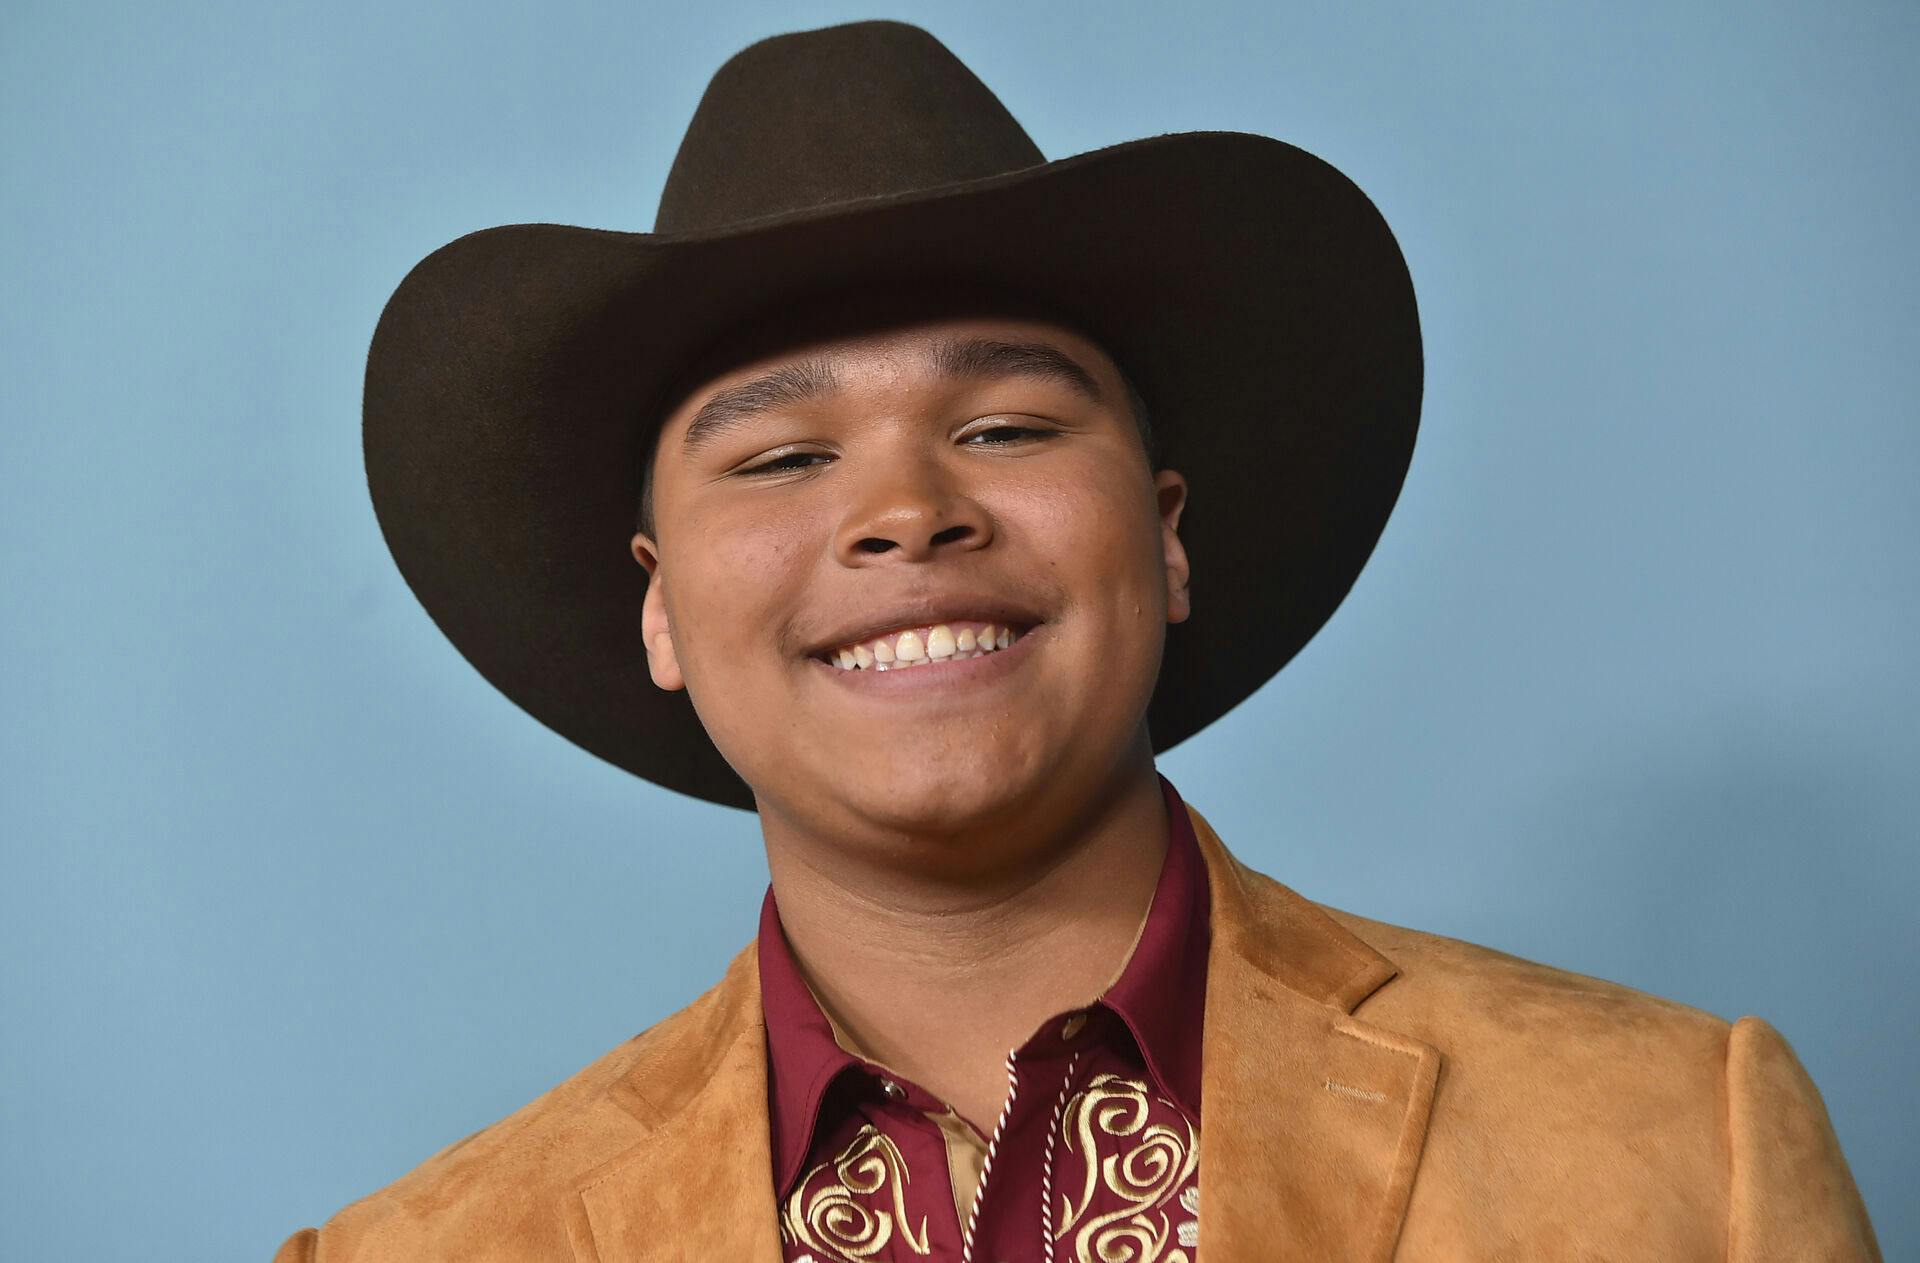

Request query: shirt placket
[{"left": 960, "top": 1012, "right": 1095, "bottom": 1263}]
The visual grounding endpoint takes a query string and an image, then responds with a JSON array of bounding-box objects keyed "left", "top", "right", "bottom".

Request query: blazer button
[
  {"left": 1060, "top": 1012, "right": 1089, "bottom": 1041},
  {"left": 880, "top": 1078, "right": 906, "bottom": 1101}
]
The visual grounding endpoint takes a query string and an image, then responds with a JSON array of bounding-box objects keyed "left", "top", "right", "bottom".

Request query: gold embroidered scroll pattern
[
  {"left": 782, "top": 1124, "right": 932, "bottom": 1262},
  {"left": 1056, "top": 1073, "right": 1200, "bottom": 1263}
]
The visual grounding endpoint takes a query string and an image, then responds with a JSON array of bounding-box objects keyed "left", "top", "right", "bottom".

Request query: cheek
[
  {"left": 1017, "top": 457, "right": 1164, "bottom": 604},
  {"left": 668, "top": 503, "right": 819, "bottom": 677}
]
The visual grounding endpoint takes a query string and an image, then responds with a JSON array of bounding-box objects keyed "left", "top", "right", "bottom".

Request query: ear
[
  {"left": 629, "top": 531, "right": 686, "bottom": 691},
  {"left": 1154, "top": 470, "right": 1192, "bottom": 625}
]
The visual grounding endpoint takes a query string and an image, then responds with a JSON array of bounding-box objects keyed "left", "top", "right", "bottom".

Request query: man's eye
[
  {"left": 962, "top": 425, "right": 1052, "bottom": 445},
  {"left": 738, "top": 451, "right": 831, "bottom": 476}
]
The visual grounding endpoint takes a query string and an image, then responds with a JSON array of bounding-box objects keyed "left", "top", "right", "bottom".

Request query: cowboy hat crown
[{"left": 658, "top": 22, "right": 1043, "bottom": 234}]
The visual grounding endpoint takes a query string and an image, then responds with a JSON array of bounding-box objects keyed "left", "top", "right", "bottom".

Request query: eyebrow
[
  {"left": 677, "top": 336, "right": 1105, "bottom": 453},
  {"left": 679, "top": 358, "right": 840, "bottom": 454}
]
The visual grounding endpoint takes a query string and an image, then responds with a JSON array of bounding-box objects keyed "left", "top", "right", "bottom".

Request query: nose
[{"left": 833, "top": 456, "right": 992, "bottom": 565}]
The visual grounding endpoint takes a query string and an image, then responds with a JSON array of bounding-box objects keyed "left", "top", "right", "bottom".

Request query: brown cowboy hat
[{"left": 364, "top": 19, "right": 1423, "bottom": 810}]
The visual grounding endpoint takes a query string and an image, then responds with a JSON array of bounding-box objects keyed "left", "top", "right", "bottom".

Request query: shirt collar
[
  {"left": 756, "top": 773, "right": 1211, "bottom": 1195},
  {"left": 1100, "top": 774, "right": 1210, "bottom": 1118}
]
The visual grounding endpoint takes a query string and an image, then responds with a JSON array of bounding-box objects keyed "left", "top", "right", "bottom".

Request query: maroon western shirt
[{"left": 759, "top": 776, "right": 1210, "bottom": 1263}]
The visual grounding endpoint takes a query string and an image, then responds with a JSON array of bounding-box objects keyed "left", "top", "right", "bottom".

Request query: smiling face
[{"left": 631, "top": 295, "right": 1190, "bottom": 872}]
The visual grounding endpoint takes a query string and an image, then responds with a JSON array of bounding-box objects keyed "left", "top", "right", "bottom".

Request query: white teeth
[{"left": 823, "top": 623, "right": 1023, "bottom": 670}]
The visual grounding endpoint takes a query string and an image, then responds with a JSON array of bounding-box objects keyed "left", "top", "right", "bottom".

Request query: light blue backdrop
[{"left": 3, "top": 1, "right": 1913, "bottom": 1257}]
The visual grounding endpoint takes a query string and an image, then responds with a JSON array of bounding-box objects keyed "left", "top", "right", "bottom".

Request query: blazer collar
[
  {"left": 570, "top": 802, "right": 1438, "bottom": 1263},
  {"left": 566, "top": 945, "right": 784, "bottom": 1263},
  {"left": 1187, "top": 802, "right": 1439, "bottom": 1263}
]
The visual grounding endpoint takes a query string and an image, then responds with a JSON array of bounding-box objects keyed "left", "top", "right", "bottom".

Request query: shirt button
[
  {"left": 879, "top": 1077, "right": 906, "bottom": 1101},
  {"left": 1060, "top": 1012, "right": 1089, "bottom": 1041}
]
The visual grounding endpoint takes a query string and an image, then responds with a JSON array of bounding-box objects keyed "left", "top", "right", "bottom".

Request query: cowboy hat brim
[{"left": 365, "top": 130, "right": 1422, "bottom": 810}]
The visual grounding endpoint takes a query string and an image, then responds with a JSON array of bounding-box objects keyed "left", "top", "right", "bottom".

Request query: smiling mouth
[{"left": 817, "top": 620, "right": 1029, "bottom": 671}]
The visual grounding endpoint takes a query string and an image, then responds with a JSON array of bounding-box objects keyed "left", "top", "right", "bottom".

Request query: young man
[{"left": 279, "top": 21, "right": 1878, "bottom": 1262}]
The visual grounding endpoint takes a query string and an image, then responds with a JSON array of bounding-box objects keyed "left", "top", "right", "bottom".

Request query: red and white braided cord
[
  {"left": 1040, "top": 1051, "right": 1082, "bottom": 1263},
  {"left": 959, "top": 1051, "right": 1022, "bottom": 1263}
]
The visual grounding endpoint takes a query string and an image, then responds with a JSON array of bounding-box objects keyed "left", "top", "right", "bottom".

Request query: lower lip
[{"left": 806, "top": 627, "right": 1039, "bottom": 696}]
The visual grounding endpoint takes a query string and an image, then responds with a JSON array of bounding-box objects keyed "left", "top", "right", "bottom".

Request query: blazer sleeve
[{"left": 1724, "top": 1015, "right": 1880, "bottom": 1262}]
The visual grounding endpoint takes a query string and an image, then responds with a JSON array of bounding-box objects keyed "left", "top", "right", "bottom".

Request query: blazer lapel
[
  {"left": 567, "top": 947, "right": 785, "bottom": 1263},
  {"left": 1188, "top": 805, "right": 1440, "bottom": 1263}
]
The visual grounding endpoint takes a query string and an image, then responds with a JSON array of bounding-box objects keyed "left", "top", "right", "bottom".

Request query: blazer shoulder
[
  {"left": 276, "top": 944, "right": 759, "bottom": 1261},
  {"left": 1319, "top": 901, "right": 1741, "bottom": 1169},
  {"left": 1316, "top": 907, "right": 1734, "bottom": 1255},
  {"left": 1311, "top": 906, "right": 1878, "bottom": 1258},
  {"left": 1323, "top": 903, "right": 1733, "bottom": 1050}
]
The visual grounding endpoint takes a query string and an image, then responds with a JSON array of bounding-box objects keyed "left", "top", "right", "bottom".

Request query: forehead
[{"left": 658, "top": 307, "right": 1123, "bottom": 437}]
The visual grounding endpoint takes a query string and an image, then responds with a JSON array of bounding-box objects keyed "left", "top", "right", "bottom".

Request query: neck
[{"left": 761, "top": 757, "right": 1170, "bottom": 1131}]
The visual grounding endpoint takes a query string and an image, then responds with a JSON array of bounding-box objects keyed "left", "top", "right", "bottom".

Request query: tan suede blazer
[{"left": 275, "top": 805, "right": 1880, "bottom": 1261}]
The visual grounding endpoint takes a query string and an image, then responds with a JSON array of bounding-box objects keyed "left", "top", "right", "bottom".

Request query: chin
[{"left": 791, "top": 748, "right": 1051, "bottom": 845}]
